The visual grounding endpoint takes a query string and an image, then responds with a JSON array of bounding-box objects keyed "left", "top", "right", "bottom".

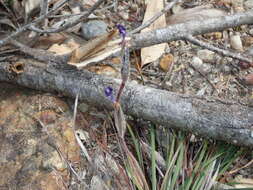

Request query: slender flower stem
[{"left": 114, "top": 24, "right": 130, "bottom": 105}]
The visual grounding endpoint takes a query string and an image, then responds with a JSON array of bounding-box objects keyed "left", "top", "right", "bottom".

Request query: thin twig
[
  {"left": 185, "top": 34, "right": 253, "bottom": 63},
  {"left": 129, "top": 0, "right": 181, "bottom": 35},
  {"left": 40, "top": 0, "right": 49, "bottom": 16},
  {"left": 189, "top": 63, "right": 218, "bottom": 93},
  {"left": 0, "top": 0, "right": 69, "bottom": 47},
  {"left": 28, "top": 0, "right": 106, "bottom": 33},
  {"left": 161, "top": 60, "right": 175, "bottom": 87},
  {"left": 10, "top": 39, "right": 69, "bottom": 64},
  {"left": 40, "top": 0, "right": 49, "bottom": 28},
  {"left": 72, "top": 90, "right": 92, "bottom": 164},
  {"left": 0, "top": 0, "right": 18, "bottom": 23},
  {"left": 229, "top": 158, "right": 253, "bottom": 175}
]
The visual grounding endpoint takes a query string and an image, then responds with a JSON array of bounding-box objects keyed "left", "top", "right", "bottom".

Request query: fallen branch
[
  {"left": 130, "top": 9, "right": 253, "bottom": 52},
  {"left": 5, "top": 9, "right": 253, "bottom": 66},
  {"left": 0, "top": 60, "right": 252, "bottom": 147}
]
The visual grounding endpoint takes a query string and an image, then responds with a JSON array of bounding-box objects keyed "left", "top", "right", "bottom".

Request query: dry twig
[
  {"left": 40, "top": 0, "right": 49, "bottom": 28},
  {"left": 28, "top": 0, "right": 106, "bottom": 33},
  {"left": 130, "top": 0, "right": 182, "bottom": 34},
  {"left": 10, "top": 39, "right": 69, "bottom": 64},
  {"left": 185, "top": 34, "right": 253, "bottom": 63},
  {"left": 0, "top": 0, "right": 68, "bottom": 47}
]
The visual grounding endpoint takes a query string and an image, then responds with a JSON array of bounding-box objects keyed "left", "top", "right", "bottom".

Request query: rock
[
  {"left": 191, "top": 56, "right": 211, "bottom": 74},
  {"left": 201, "top": 63, "right": 212, "bottom": 74},
  {"left": 78, "top": 102, "right": 89, "bottom": 113},
  {"left": 230, "top": 35, "right": 243, "bottom": 51},
  {"left": 0, "top": 83, "right": 80, "bottom": 189},
  {"left": 249, "top": 28, "right": 253, "bottom": 36},
  {"left": 81, "top": 20, "right": 108, "bottom": 40},
  {"left": 192, "top": 56, "right": 203, "bottom": 68},
  {"left": 246, "top": 46, "right": 253, "bottom": 56},
  {"left": 221, "top": 64, "right": 232, "bottom": 74},
  {"left": 244, "top": 0, "right": 253, "bottom": 9},
  {"left": 197, "top": 49, "right": 215, "bottom": 62}
]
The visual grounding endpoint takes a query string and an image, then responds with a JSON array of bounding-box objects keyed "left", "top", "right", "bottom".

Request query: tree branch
[
  {"left": 0, "top": 60, "right": 252, "bottom": 147},
  {"left": 130, "top": 9, "right": 253, "bottom": 50}
]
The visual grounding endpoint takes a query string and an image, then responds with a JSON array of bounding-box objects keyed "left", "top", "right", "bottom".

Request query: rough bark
[
  {"left": 0, "top": 60, "right": 253, "bottom": 147},
  {"left": 130, "top": 9, "right": 253, "bottom": 49}
]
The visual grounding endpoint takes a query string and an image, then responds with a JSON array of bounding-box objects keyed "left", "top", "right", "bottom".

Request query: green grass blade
[
  {"left": 151, "top": 124, "right": 156, "bottom": 190},
  {"left": 127, "top": 124, "right": 144, "bottom": 170}
]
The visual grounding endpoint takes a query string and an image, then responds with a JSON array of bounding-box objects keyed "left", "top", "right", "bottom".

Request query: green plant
[{"left": 125, "top": 126, "right": 244, "bottom": 190}]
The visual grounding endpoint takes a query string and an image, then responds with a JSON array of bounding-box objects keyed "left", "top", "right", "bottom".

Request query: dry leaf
[
  {"left": 141, "top": 0, "right": 167, "bottom": 67},
  {"left": 167, "top": 5, "right": 226, "bottom": 25},
  {"left": 95, "top": 65, "right": 118, "bottom": 77},
  {"left": 70, "top": 30, "right": 117, "bottom": 63},
  {"left": 243, "top": 73, "right": 253, "bottom": 85},
  {"left": 48, "top": 44, "right": 72, "bottom": 55},
  {"left": 68, "top": 37, "right": 126, "bottom": 69},
  {"left": 159, "top": 53, "right": 174, "bottom": 72},
  {"left": 111, "top": 57, "right": 121, "bottom": 65},
  {"left": 69, "top": 45, "right": 121, "bottom": 68},
  {"left": 234, "top": 175, "right": 253, "bottom": 188},
  {"left": 24, "top": 0, "right": 41, "bottom": 17},
  {"left": 124, "top": 143, "right": 150, "bottom": 190},
  {"left": 67, "top": 3, "right": 82, "bottom": 33},
  {"left": 12, "top": 0, "right": 24, "bottom": 17},
  {"left": 0, "top": 18, "right": 16, "bottom": 30},
  {"left": 83, "top": 0, "right": 98, "bottom": 6},
  {"left": 34, "top": 33, "right": 67, "bottom": 49}
]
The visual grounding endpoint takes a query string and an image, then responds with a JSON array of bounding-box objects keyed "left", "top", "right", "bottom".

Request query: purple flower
[
  {"left": 105, "top": 86, "right": 114, "bottom": 101},
  {"left": 116, "top": 24, "right": 127, "bottom": 39}
]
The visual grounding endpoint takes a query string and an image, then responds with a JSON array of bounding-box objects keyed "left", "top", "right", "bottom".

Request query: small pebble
[
  {"left": 197, "top": 49, "right": 215, "bottom": 62},
  {"left": 192, "top": 56, "right": 203, "bottom": 68},
  {"left": 221, "top": 64, "right": 232, "bottom": 74},
  {"left": 201, "top": 63, "right": 212, "bottom": 74},
  {"left": 78, "top": 102, "right": 89, "bottom": 113},
  {"left": 246, "top": 46, "right": 253, "bottom": 56},
  {"left": 230, "top": 35, "right": 243, "bottom": 51},
  {"left": 81, "top": 20, "right": 108, "bottom": 40},
  {"left": 249, "top": 28, "right": 253, "bottom": 36}
]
